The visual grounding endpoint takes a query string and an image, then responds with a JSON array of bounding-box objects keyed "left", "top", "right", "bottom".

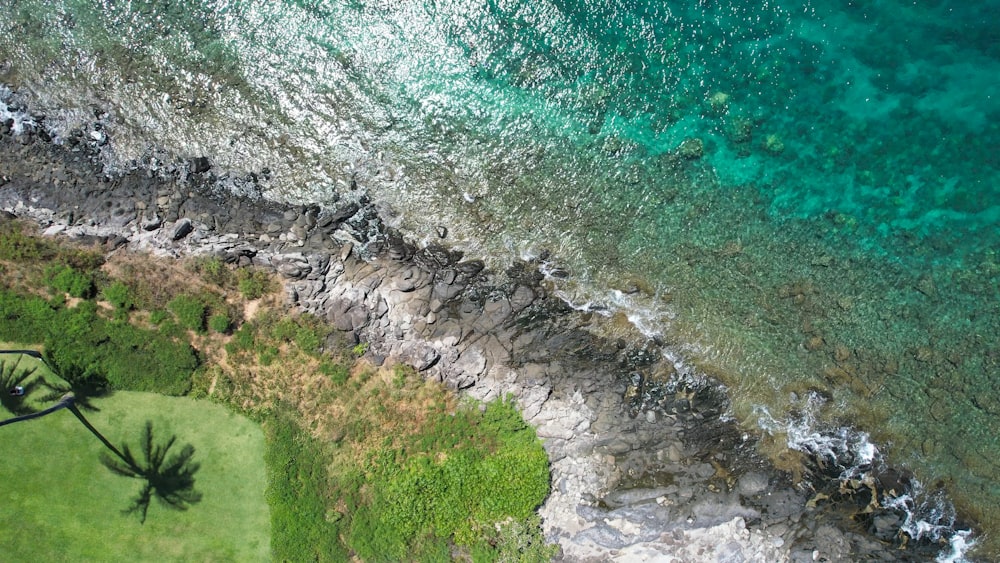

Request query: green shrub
[
  {"left": 0, "top": 222, "right": 51, "bottom": 261},
  {"left": 44, "top": 264, "right": 94, "bottom": 298},
  {"left": 294, "top": 326, "right": 323, "bottom": 355},
  {"left": 196, "top": 256, "right": 232, "bottom": 287},
  {"left": 258, "top": 345, "right": 280, "bottom": 367},
  {"left": 345, "top": 397, "right": 552, "bottom": 559},
  {"left": 352, "top": 342, "right": 369, "bottom": 357},
  {"left": 475, "top": 515, "right": 558, "bottom": 563},
  {"left": 226, "top": 323, "right": 257, "bottom": 355},
  {"left": 264, "top": 314, "right": 329, "bottom": 356},
  {"left": 237, "top": 268, "right": 272, "bottom": 300},
  {"left": 320, "top": 361, "right": 350, "bottom": 386},
  {"left": 270, "top": 317, "right": 298, "bottom": 342},
  {"left": 168, "top": 294, "right": 206, "bottom": 333},
  {"left": 102, "top": 280, "right": 133, "bottom": 312},
  {"left": 148, "top": 309, "right": 169, "bottom": 325},
  {"left": 0, "top": 289, "right": 196, "bottom": 395},
  {"left": 208, "top": 314, "right": 231, "bottom": 334}
]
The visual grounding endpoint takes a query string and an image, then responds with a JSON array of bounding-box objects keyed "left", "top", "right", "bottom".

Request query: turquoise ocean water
[{"left": 1, "top": 0, "right": 997, "bottom": 558}]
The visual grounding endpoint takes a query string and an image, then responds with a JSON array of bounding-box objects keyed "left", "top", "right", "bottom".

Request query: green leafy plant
[
  {"left": 0, "top": 221, "right": 57, "bottom": 262},
  {"left": 319, "top": 361, "right": 350, "bottom": 386},
  {"left": 167, "top": 294, "right": 206, "bottom": 333},
  {"left": 102, "top": 280, "right": 134, "bottom": 313},
  {"left": 208, "top": 314, "right": 231, "bottom": 334},
  {"left": 195, "top": 256, "right": 232, "bottom": 287},
  {"left": 148, "top": 309, "right": 169, "bottom": 325},
  {"left": 264, "top": 409, "right": 347, "bottom": 562},
  {"left": 236, "top": 269, "right": 272, "bottom": 300},
  {"left": 345, "top": 397, "right": 552, "bottom": 560},
  {"left": 45, "top": 264, "right": 95, "bottom": 298}
]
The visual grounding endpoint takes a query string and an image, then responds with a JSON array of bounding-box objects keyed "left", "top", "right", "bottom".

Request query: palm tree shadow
[
  {"left": 0, "top": 358, "right": 41, "bottom": 416},
  {"left": 99, "top": 421, "right": 202, "bottom": 524},
  {"left": 38, "top": 368, "right": 109, "bottom": 412},
  {"left": 39, "top": 350, "right": 110, "bottom": 412}
]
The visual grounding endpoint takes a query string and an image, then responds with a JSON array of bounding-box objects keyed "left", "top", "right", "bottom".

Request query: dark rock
[
  {"left": 339, "top": 242, "right": 353, "bottom": 261},
  {"left": 327, "top": 297, "right": 369, "bottom": 332},
  {"left": 418, "top": 243, "right": 453, "bottom": 269},
  {"left": 170, "top": 218, "right": 194, "bottom": 240},
  {"left": 325, "top": 202, "right": 360, "bottom": 227},
  {"left": 387, "top": 235, "right": 413, "bottom": 261},
  {"left": 737, "top": 472, "right": 770, "bottom": 497},
  {"left": 105, "top": 235, "right": 129, "bottom": 250},
  {"left": 510, "top": 285, "right": 536, "bottom": 312},
  {"left": 436, "top": 225, "right": 448, "bottom": 238},
  {"left": 141, "top": 214, "right": 162, "bottom": 231},
  {"left": 274, "top": 254, "right": 312, "bottom": 279},
  {"left": 871, "top": 513, "right": 901, "bottom": 541},
  {"left": 190, "top": 156, "right": 212, "bottom": 174},
  {"left": 455, "top": 260, "right": 485, "bottom": 276},
  {"left": 432, "top": 280, "right": 466, "bottom": 302}
]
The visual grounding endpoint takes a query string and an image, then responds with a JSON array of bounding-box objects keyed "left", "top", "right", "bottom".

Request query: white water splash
[
  {"left": 756, "top": 392, "right": 975, "bottom": 562},
  {"left": 0, "top": 86, "right": 37, "bottom": 135}
]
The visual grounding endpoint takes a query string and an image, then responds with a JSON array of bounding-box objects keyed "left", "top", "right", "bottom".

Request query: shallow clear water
[{"left": 2, "top": 0, "right": 998, "bottom": 557}]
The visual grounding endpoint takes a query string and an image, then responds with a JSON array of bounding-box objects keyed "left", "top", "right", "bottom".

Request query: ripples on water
[{"left": 1, "top": 0, "right": 997, "bottom": 558}]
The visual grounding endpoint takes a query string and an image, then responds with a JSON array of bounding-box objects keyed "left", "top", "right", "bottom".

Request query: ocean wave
[
  {"left": 756, "top": 392, "right": 975, "bottom": 562},
  {"left": 0, "top": 86, "right": 38, "bottom": 135}
]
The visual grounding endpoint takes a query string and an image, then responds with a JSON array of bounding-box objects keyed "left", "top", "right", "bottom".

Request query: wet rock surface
[{"left": 0, "top": 109, "right": 947, "bottom": 562}]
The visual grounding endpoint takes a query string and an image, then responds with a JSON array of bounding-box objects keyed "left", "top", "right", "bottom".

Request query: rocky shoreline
[{"left": 0, "top": 109, "right": 952, "bottom": 561}]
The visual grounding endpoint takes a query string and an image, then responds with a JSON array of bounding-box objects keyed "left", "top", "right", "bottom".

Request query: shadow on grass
[
  {"left": 99, "top": 420, "right": 202, "bottom": 524},
  {"left": 38, "top": 350, "right": 111, "bottom": 412},
  {"left": 0, "top": 357, "right": 40, "bottom": 416},
  {"left": 0, "top": 350, "right": 201, "bottom": 524}
]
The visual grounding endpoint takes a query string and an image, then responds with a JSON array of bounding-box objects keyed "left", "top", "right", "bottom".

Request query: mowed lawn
[{"left": 0, "top": 389, "right": 270, "bottom": 561}]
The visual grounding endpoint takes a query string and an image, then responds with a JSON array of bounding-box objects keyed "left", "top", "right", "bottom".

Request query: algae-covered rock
[
  {"left": 763, "top": 134, "right": 785, "bottom": 154},
  {"left": 677, "top": 138, "right": 704, "bottom": 160}
]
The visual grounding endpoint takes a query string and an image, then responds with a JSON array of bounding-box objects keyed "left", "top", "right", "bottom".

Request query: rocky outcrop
[{"left": 0, "top": 110, "right": 933, "bottom": 562}]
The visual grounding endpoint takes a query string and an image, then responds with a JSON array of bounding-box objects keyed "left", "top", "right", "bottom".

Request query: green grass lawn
[{"left": 0, "top": 390, "right": 270, "bottom": 562}]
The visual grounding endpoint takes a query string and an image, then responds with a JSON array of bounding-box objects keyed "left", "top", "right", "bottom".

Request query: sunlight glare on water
[{"left": 1, "top": 0, "right": 998, "bottom": 557}]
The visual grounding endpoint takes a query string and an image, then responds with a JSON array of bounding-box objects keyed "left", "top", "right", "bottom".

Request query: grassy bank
[{"left": 0, "top": 218, "right": 555, "bottom": 561}]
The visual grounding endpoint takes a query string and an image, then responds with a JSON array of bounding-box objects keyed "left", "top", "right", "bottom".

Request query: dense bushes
[
  {"left": 261, "top": 398, "right": 553, "bottom": 563},
  {"left": 168, "top": 294, "right": 207, "bottom": 333},
  {"left": 44, "top": 263, "right": 95, "bottom": 298},
  {"left": 345, "top": 398, "right": 553, "bottom": 561},
  {"left": 190, "top": 256, "right": 273, "bottom": 300},
  {"left": 264, "top": 409, "right": 348, "bottom": 562},
  {"left": 0, "top": 221, "right": 53, "bottom": 261},
  {"left": 0, "top": 289, "right": 197, "bottom": 395},
  {"left": 224, "top": 304, "right": 555, "bottom": 561}
]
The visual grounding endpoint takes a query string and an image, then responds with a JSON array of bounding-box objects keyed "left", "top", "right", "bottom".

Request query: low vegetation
[{"left": 0, "top": 219, "right": 555, "bottom": 561}]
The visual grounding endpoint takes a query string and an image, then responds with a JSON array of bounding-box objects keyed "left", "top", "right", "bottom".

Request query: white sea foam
[
  {"left": 0, "top": 86, "right": 37, "bottom": 135},
  {"left": 936, "top": 530, "right": 976, "bottom": 563},
  {"left": 756, "top": 392, "right": 975, "bottom": 562}
]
